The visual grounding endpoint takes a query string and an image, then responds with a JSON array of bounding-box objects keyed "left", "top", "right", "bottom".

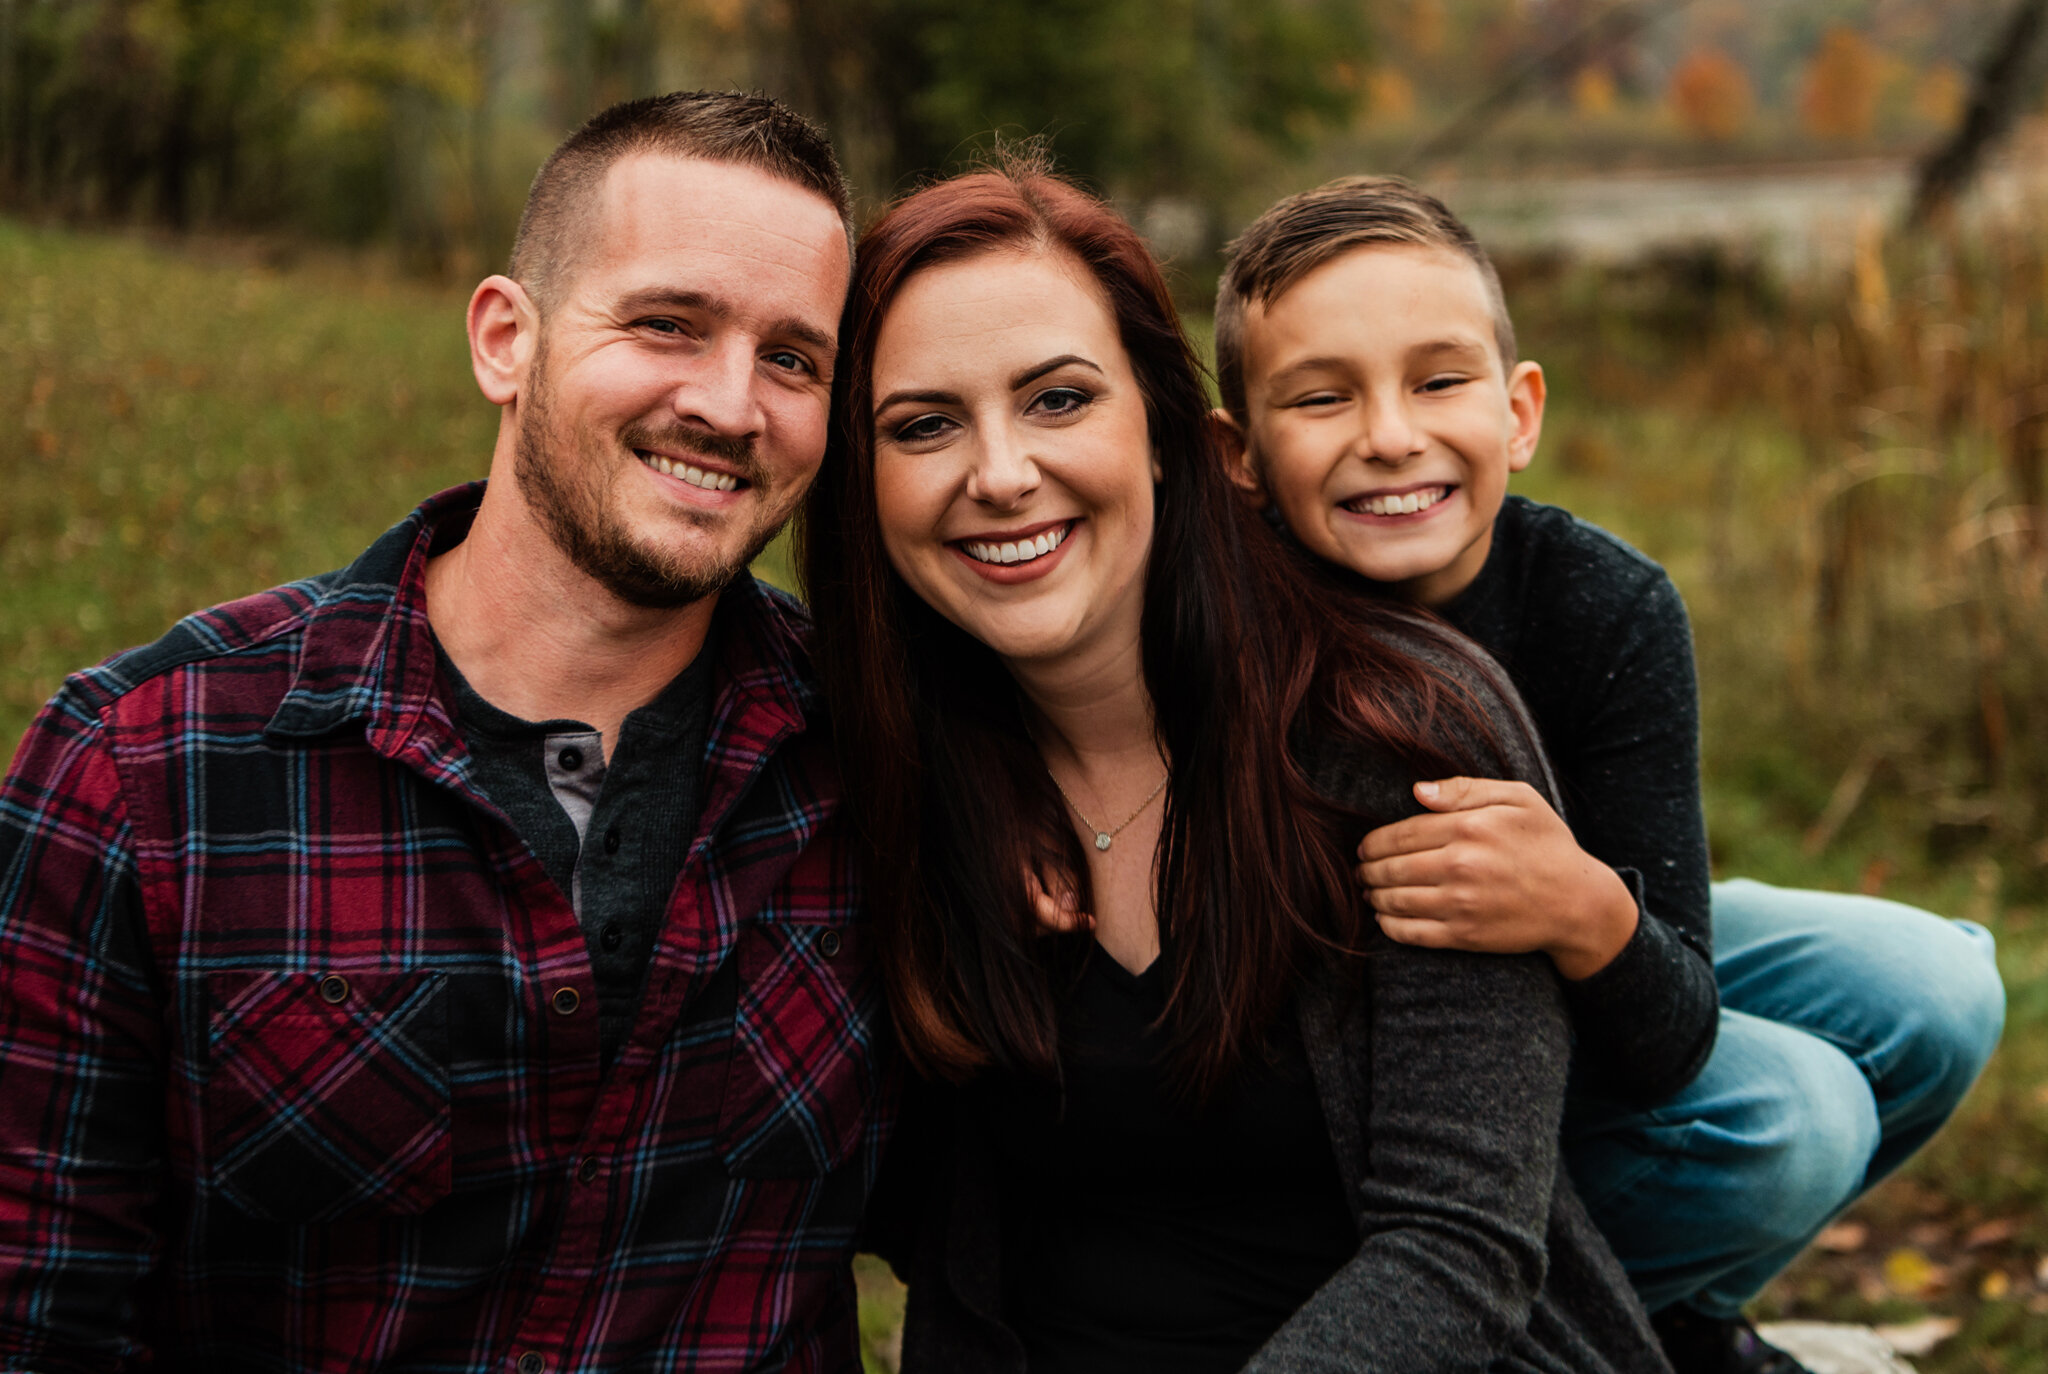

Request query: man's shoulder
[{"left": 66, "top": 571, "right": 347, "bottom": 720}]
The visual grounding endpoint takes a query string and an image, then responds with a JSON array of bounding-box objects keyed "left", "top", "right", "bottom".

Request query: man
[{"left": 0, "top": 92, "right": 888, "bottom": 1372}]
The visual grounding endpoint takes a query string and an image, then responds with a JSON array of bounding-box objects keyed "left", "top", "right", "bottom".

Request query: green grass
[{"left": 3, "top": 217, "right": 2045, "bottom": 1370}]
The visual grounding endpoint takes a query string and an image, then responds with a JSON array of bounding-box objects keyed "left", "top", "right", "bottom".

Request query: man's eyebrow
[
  {"left": 1011, "top": 354, "right": 1103, "bottom": 390},
  {"left": 768, "top": 317, "right": 838, "bottom": 359},
  {"left": 613, "top": 287, "right": 723, "bottom": 318}
]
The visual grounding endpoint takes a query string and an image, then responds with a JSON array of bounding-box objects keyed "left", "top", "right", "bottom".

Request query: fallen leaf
[
  {"left": 1908, "top": 1221, "right": 1950, "bottom": 1248},
  {"left": 1875, "top": 1315, "right": 1961, "bottom": 1357},
  {"left": 1981, "top": 1269, "right": 2012, "bottom": 1300},
  {"left": 1965, "top": 1217, "right": 2019, "bottom": 1249},
  {"left": 1883, "top": 1246, "right": 1947, "bottom": 1297},
  {"left": 1816, "top": 1221, "right": 1869, "bottom": 1253}
]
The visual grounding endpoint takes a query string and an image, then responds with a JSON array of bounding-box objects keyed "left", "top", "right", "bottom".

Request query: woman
[{"left": 804, "top": 160, "right": 1671, "bottom": 1374}]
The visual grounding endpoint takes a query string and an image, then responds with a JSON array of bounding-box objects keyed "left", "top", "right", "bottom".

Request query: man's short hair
[
  {"left": 509, "top": 91, "right": 851, "bottom": 313},
  {"left": 1214, "top": 175, "right": 1517, "bottom": 421}
]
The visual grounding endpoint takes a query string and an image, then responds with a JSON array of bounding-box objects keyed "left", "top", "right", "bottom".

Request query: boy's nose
[{"left": 1359, "top": 397, "right": 1426, "bottom": 465}]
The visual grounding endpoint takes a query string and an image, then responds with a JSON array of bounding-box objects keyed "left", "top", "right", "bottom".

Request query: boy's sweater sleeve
[{"left": 1552, "top": 573, "right": 1717, "bottom": 1102}]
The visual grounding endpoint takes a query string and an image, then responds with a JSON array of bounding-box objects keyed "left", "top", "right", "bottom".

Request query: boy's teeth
[
  {"left": 1357, "top": 486, "right": 1449, "bottom": 517},
  {"left": 640, "top": 452, "right": 740, "bottom": 492},
  {"left": 963, "top": 524, "right": 1069, "bottom": 566}
]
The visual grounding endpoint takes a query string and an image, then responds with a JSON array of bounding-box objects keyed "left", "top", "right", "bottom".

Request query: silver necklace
[{"left": 1047, "top": 766, "right": 1169, "bottom": 851}]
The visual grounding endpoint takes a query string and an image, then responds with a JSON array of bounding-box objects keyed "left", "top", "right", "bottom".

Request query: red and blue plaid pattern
[{"left": 0, "top": 485, "right": 892, "bottom": 1373}]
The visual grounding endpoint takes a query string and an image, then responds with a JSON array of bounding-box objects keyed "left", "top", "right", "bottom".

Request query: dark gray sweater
[{"left": 872, "top": 621, "right": 1671, "bottom": 1374}]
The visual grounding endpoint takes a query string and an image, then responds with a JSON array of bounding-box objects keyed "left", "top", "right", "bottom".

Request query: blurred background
[{"left": 3, "top": 0, "right": 2047, "bottom": 1368}]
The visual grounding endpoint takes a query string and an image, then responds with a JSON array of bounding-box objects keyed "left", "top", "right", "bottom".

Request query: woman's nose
[{"left": 964, "top": 425, "right": 1041, "bottom": 507}]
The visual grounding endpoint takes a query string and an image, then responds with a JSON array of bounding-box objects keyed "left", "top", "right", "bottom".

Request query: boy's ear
[
  {"left": 1505, "top": 360, "right": 1546, "bottom": 473},
  {"left": 1210, "top": 408, "right": 1267, "bottom": 500}
]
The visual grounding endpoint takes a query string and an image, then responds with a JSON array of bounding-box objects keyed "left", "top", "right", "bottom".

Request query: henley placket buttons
[
  {"left": 603, "top": 825, "right": 621, "bottom": 855},
  {"left": 577, "top": 1155, "right": 601, "bottom": 1184},
  {"left": 551, "top": 986, "right": 581, "bottom": 1015},
  {"left": 556, "top": 746, "right": 583, "bottom": 771},
  {"left": 317, "top": 974, "right": 349, "bottom": 1004},
  {"left": 516, "top": 1353, "right": 546, "bottom": 1374},
  {"left": 817, "top": 930, "right": 841, "bottom": 957}
]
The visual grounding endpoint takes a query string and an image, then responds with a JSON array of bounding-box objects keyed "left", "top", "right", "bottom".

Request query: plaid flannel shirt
[{"left": 0, "top": 485, "right": 891, "bottom": 1373}]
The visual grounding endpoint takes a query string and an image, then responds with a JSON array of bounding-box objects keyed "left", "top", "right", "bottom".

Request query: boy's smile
[{"left": 1232, "top": 243, "right": 1544, "bottom": 607}]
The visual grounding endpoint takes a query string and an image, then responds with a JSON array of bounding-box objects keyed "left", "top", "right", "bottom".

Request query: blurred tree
[
  {"left": 1800, "top": 24, "right": 1882, "bottom": 141},
  {"left": 1908, "top": 0, "right": 2048, "bottom": 227},
  {"left": 1911, "top": 60, "right": 1964, "bottom": 129},
  {"left": 1571, "top": 63, "right": 1618, "bottom": 118},
  {"left": 1668, "top": 45, "right": 1752, "bottom": 141}
]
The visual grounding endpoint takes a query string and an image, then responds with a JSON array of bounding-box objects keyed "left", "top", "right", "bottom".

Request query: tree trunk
[{"left": 1906, "top": 0, "right": 2048, "bottom": 228}]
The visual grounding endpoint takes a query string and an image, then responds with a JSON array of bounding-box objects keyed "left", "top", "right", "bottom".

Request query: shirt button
[
  {"left": 318, "top": 974, "right": 350, "bottom": 1004},
  {"left": 556, "top": 745, "right": 584, "bottom": 771},
  {"left": 603, "top": 824, "right": 621, "bottom": 855},
  {"left": 577, "top": 1155, "right": 602, "bottom": 1184},
  {"left": 817, "top": 930, "right": 842, "bottom": 957},
  {"left": 600, "top": 922, "right": 623, "bottom": 952},
  {"left": 516, "top": 1353, "right": 546, "bottom": 1374},
  {"left": 551, "top": 986, "right": 581, "bottom": 1016}
]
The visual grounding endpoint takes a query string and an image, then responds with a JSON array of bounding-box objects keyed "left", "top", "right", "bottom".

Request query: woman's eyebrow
[
  {"left": 874, "top": 387, "right": 961, "bottom": 411},
  {"left": 1010, "top": 355, "right": 1103, "bottom": 390}
]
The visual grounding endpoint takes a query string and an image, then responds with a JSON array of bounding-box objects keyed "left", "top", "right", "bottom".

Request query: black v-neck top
[{"left": 971, "top": 945, "right": 1358, "bottom": 1374}]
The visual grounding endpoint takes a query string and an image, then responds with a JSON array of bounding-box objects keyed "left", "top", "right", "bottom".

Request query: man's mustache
[{"left": 620, "top": 423, "right": 763, "bottom": 480}]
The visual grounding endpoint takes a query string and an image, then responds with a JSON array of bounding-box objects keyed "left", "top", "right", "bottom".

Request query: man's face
[
  {"left": 513, "top": 154, "right": 849, "bottom": 607},
  {"left": 1238, "top": 243, "right": 1541, "bottom": 608}
]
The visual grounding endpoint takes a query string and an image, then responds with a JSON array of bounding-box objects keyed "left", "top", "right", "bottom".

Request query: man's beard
[{"left": 513, "top": 348, "right": 782, "bottom": 609}]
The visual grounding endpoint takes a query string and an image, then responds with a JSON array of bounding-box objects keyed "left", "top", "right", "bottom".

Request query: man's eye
[
  {"left": 1031, "top": 387, "right": 1091, "bottom": 417},
  {"left": 765, "top": 349, "right": 812, "bottom": 375}
]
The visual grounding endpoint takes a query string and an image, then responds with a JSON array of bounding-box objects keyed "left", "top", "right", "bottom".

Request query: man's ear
[
  {"left": 1505, "top": 360, "right": 1546, "bottom": 474},
  {"left": 469, "top": 275, "right": 540, "bottom": 407},
  {"left": 1210, "top": 408, "right": 1267, "bottom": 500}
]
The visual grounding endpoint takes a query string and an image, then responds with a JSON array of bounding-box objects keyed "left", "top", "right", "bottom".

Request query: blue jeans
[{"left": 1562, "top": 878, "right": 2005, "bottom": 1318}]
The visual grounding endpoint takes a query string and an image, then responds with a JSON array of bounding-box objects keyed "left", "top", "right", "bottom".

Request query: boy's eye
[
  {"left": 1419, "top": 375, "right": 1469, "bottom": 394},
  {"left": 1291, "top": 392, "right": 1344, "bottom": 409}
]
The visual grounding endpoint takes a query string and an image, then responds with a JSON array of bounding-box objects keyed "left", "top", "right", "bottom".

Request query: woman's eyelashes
[{"left": 881, "top": 384, "right": 1098, "bottom": 449}]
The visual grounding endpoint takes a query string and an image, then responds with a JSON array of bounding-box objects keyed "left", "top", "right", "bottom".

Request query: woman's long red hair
[{"left": 801, "top": 157, "right": 1502, "bottom": 1097}]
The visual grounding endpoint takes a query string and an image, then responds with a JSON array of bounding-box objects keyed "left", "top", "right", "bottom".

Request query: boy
[{"left": 1213, "top": 178, "right": 2005, "bottom": 1374}]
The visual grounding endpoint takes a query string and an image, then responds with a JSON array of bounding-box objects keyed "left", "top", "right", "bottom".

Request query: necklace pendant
[{"left": 1094, "top": 832, "right": 1113, "bottom": 851}]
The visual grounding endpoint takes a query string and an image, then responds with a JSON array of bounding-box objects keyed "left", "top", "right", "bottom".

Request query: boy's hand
[{"left": 1357, "top": 778, "right": 1639, "bottom": 981}]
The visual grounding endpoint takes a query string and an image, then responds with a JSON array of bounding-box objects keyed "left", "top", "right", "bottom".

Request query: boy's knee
[{"left": 1887, "top": 919, "right": 2005, "bottom": 1111}]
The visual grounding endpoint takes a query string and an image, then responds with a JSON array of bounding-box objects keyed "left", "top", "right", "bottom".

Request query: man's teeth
[
  {"left": 640, "top": 452, "right": 740, "bottom": 492},
  {"left": 1356, "top": 486, "right": 1449, "bottom": 516},
  {"left": 963, "top": 525, "right": 1069, "bottom": 566}
]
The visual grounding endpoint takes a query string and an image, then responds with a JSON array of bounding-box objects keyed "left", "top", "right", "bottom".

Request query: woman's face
[{"left": 869, "top": 248, "right": 1158, "bottom": 672}]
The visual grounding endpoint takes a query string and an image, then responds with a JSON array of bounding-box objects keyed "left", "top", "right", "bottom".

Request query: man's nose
[{"left": 672, "top": 340, "right": 765, "bottom": 438}]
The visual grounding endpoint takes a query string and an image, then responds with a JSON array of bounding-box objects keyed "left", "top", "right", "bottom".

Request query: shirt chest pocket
[
  {"left": 716, "top": 922, "right": 881, "bottom": 1178},
  {"left": 200, "top": 969, "right": 451, "bottom": 1225}
]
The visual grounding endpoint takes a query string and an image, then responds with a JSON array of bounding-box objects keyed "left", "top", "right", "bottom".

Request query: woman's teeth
[
  {"left": 640, "top": 451, "right": 740, "bottom": 492},
  {"left": 1353, "top": 485, "right": 1449, "bottom": 516},
  {"left": 962, "top": 524, "right": 1069, "bottom": 566}
]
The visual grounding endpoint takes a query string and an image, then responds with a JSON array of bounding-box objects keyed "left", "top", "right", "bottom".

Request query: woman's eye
[
  {"left": 1031, "top": 387, "right": 1091, "bottom": 417},
  {"left": 892, "top": 413, "right": 956, "bottom": 444}
]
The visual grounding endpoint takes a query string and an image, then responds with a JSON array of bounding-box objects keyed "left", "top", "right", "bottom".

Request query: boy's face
[{"left": 1231, "top": 243, "right": 1544, "bottom": 607}]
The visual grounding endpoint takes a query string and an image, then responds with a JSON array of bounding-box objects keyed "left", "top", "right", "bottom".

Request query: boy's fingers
[
  {"left": 1414, "top": 776, "right": 1529, "bottom": 812},
  {"left": 1375, "top": 911, "right": 1454, "bottom": 949}
]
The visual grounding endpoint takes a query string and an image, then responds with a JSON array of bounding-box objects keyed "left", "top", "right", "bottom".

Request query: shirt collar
[{"left": 265, "top": 482, "right": 819, "bottom": 760}]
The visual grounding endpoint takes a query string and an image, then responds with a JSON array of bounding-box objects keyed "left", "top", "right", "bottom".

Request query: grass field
[{"left": 3, "top": 217, "right": 2044, "bottom": 1370}]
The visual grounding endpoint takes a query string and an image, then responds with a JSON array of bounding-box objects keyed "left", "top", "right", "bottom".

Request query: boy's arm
[
  {"left": 0, "top": 689, "right": 167, "bottom": 1371},
  {"left": 1361, "top": 575, "right": 1717, "bottom": 1102}
]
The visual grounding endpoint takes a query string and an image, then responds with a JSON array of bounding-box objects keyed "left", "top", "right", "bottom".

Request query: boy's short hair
[
  {"left": 1215, "top": 175, "right": 1516, "bottom": 421},
  {"left": 510, "top": 90, "right": 850, "bottom": 314}
]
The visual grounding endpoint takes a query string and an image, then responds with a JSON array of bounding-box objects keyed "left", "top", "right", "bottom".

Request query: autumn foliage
[
  {"left": 1800, "top": 25, "right": 1883, "bottom": 141},
  {"left": 1668, "top": 47, "right": 1753, "bottom": 141}
]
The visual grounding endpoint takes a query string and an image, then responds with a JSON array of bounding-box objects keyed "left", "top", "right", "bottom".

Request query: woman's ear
[
  {"left": 468, "top": 275, "right": 540, "bottom": 407},
  {"left": 1210, "top": 408, "right": 1267, "bottom": 501}
]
